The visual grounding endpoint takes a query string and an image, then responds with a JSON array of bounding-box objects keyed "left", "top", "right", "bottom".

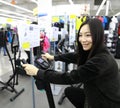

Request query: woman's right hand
[{"left": 41, "top": 53, "right": 54, "bottom": 61}]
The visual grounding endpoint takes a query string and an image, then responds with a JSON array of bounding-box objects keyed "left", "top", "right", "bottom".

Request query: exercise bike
[{"left": 22, "top": 56, "right": 56, "bottom": 108}]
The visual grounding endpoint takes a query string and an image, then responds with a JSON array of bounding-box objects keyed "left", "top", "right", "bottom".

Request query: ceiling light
[
  {"left": 0, "top": 9, "right": 37, "bottom": 20},
  {"left": 96, "top": 0, "right": 106, "bottom": 16},
  {"left": 0, "top": 13, "right": 32, "bottom": 21},
  {"left": 68, "top": 0, "right": 74, "bottom": 5},
  {"left": 114, "top": 12, "right": 120, "bottom": 16},
  {"left": 0, "top": 0, "right": 33, "bottom": 13},
  {"left": 30, "top": 0, "right": 38, "bottom": 4}
]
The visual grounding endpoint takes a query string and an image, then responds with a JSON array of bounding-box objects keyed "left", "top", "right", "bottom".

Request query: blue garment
[
  {"left": 103, "top": 16, "right": 108, "bottom": 29},
  {"left": 7, "top": 31, "right": 12, "bottom": 43}
]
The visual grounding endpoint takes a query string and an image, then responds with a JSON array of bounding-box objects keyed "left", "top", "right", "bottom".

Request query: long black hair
[{"left": 76, "top": 18, "right": 105, "bottom": 65}]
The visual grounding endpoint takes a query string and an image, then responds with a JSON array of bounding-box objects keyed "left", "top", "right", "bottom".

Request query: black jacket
[
  {"left": 37, "top": 46, "right": 120, "bottom": 108},
  {"left": 0, "top": 30, "right": 6, "bottom": 47}
]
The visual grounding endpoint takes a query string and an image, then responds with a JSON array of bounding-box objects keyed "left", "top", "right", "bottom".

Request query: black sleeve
[
  {"left": 54, "top": 52, "right": 78, "bottom": 64},
  {"left": 36, "top": 55, "right": 107, "bottom": 85}
]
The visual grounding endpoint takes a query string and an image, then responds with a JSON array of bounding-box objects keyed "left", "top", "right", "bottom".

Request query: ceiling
[{"left": 0, "top": 0, "right": 120, "bottom": 21}]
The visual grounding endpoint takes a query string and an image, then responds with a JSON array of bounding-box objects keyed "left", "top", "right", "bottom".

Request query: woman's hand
[
  {"left": 22, "top": 64, "right": 39, "bottom": 76},
  {"left": 41, "top": 53, "right": 54, "bottom": 61}
]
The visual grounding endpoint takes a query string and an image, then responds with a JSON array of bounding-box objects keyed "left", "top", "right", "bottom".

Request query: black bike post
[{"left": 44, "top": 82, "right": 56, "bottom": 108}]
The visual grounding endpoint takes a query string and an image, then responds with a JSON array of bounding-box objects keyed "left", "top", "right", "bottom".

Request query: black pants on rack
[
  {"left": 64, "top": 87, "right": 85, "bottom": 108},
  {"left": 25, "top": 51, "right": 30, "bottom": 63}
]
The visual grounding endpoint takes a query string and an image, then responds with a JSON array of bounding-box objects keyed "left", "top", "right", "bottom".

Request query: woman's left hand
[{"left": 22, "top": 64, "right": 39, "bottom": 76}]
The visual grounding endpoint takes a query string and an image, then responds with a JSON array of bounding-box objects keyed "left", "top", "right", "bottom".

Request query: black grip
[{"left": 21, "top": 59, "right": 27, "bottom": 64}]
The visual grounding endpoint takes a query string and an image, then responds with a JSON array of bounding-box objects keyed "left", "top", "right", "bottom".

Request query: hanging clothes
[
  {"left": 6, "top": 30, "right": 12, "bottom": 43},
  {"left": 0, "top": 28, "right": 7, "bottom": 55},
  {"left": 118, "top": 23, "right": 120, "bottom": 36},
  {"left": 40, "top": 34, "right": 50, "bottom": 53},
  {"left": 109, "top": 16, "right": 118, "bottom": 31}
]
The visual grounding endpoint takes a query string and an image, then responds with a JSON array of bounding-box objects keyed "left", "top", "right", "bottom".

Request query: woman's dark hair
[{"left": 77, "top": 18, "right": 105, "bottom": 65}]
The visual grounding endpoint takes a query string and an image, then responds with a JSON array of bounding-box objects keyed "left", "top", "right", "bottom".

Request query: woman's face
[{"left": 79, "top": 24, "right": 93, "bottom": 51}]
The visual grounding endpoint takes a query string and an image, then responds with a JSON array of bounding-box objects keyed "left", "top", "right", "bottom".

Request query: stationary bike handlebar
[{"left": 22, "top": 57, "right": 56, "bottom": 108}]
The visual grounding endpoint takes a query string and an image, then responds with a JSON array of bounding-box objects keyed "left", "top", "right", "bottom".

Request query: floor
[{"left": 0, "top": 47, "right": 75, "bottom": 108}]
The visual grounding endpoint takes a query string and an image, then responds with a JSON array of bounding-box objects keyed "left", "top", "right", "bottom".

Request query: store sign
[
  {"left": 17, "top": 23, "right": 40, "bottom": 49},
  {"left": 6, "top": 18, "right": 13, "bottom": 23}
]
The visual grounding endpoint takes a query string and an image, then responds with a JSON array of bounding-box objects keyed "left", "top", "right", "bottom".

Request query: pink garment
[{"left": 41, "top": 35, "right": 50, "bottom": 52}]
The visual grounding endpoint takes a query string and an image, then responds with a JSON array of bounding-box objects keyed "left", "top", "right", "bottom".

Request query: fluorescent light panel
[
  {"left": 0, "top": 13, "right": 30, "bottom": 20},
  {"left": 115, "top": 12, "right": 120, "bottom": 16},
  {"left": 69, "top": 0, "right": 74, "bottom": 5},
  {"left": 0, "top": 9, "right": 36, "bottom": 20},
  {"left": 30, "top": 0, "right": 38, "bottom": 4}
]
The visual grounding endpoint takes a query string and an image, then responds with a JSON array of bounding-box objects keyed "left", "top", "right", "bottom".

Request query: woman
[{"left": 22, "top": 18, "right": 120, "bottom": 108}]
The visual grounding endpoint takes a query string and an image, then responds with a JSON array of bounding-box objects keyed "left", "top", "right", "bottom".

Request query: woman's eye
[
  {"left": 79, "top": 34, "right": 82, "bottom": 37},
  {"left": 86, "top": 34, "right": 91, "bottom": 37}
]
